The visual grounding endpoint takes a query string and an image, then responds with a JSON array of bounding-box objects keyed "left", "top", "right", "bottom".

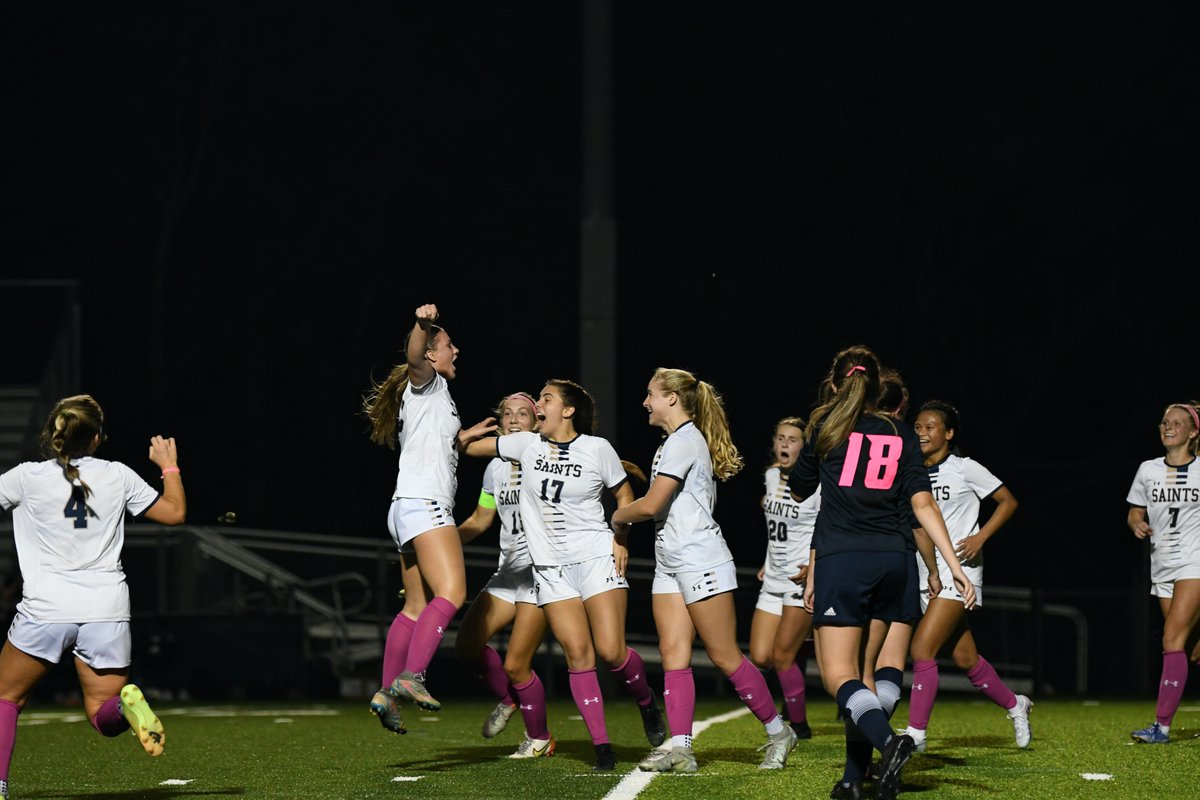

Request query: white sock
[
  {"left": 764, "top": 714, "right": 785, "bottom": 735},
  {"left": 672, "top": 734, "right": 692, "bottom": 749}
]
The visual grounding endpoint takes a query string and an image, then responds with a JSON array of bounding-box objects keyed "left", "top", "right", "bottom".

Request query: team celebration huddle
[{"left": 0, "top": 302, "right": 1197, "bottom": 800}]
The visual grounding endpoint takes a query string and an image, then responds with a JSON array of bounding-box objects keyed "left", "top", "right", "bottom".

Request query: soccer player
[
  {"left": 898, "top": 400, "right": 1029, "bottom": 754},
  {"left": 362, "top": 303, "right": 495, "bottom": 732},
  {"left": 613, "top": 368, "right": 797, "bottom": 773},
  {"left": 749, "top": 416, "right": 817, "bottom": 742},
  {"left": 454, "top": 392, "right": 556, "bottom": 758},
  {"left": 0, "top": 395, "right": 187, "bottom": 800},
  {"left": 793, "top": 346, "right": 974, "bottom": 800},
  {"left": 1126, "top": 401, "right": 1200, "bottom": 744},
  {"left": 463, "top": 379, "right": 665, "bottom": 771}
]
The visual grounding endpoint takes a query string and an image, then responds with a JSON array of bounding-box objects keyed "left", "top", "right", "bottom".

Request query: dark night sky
[{"left": 2, "top": 4, "right": 1194, "bottom": 601}]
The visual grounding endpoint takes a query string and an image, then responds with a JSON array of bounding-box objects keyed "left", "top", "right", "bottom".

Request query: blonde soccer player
[
  {"left": 1126, "top": 401, "right": 1200, "bottom": 744},
  {"left": 612, "top": 368, "right": 796, "bottom": 773},
  {"left": 0, "top": 395, "right": 187, "bottom": 800}
]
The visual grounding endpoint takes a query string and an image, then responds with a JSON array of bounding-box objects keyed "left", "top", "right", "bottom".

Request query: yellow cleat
[{"left": 120, "top": 684, "right": 165, "bottom": 757}]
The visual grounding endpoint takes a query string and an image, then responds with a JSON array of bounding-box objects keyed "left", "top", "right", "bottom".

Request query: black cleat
[
  {"left": 830, "top": 781, "right": 864, "bottom": 800},
  {"left": 593, "top": 742, "right": 617, "bottom": 771},
  {"left": 791, "top": 719, "right": 813, "bottom": 740},
  {"left": 877, "top": 733, "right": 915, "bottom": 800},
  {"left": 639, "top": 691, "right": 667, "bottom": 747}
]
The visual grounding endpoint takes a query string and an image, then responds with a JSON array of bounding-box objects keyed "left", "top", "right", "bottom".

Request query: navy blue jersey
[{"left": 791, "top": 413, "right": 930, "bottom": 556}]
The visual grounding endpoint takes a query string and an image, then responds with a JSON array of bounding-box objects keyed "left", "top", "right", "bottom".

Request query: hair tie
[
  {"left": 507, "top": 392, "right": 538, "bottom": 415},
  {"left": 845, "top": 365, "right": 867, "bottom": 377},
  {"left": 1171, "top": 403, "right": 1200, "bottom": 432}
]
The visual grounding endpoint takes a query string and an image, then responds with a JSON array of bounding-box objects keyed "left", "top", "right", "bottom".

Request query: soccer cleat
[
  {"left": 1131, "top": 721, "right": 1170, "bottom": 744},
  {"left": 639, "top": 691, "right": 667, "bottom": 747},
  {"left": 593, "top": 742, "right": 617, "bottom": 771},
  {"left": 876, "top": 733, "right": 915, "bottom": 800},
  {"left": 791, "top": 719, "right": 813, "bottom": 740},
  {"left": 482, "top": 701, "right": 518, "bottom": 739},
  {"left": 1008, "top": 694, "right": 1033, "bottom": 748},
  {"left": 830, "top": 780, "right": 864, "bottom": 800},
  {"left": 757, "top": 724, "right": 798, "bottom": 769},
  {"left": 509, "top": 735, "right": 556, "bottom": 758},
  {"left": 120, "top": 684, "right": 165, "bottom": 757},
  {"left": 390, "top": 670, "right": 441, "bottom": 712},
  {"left": 900, "top": 725, "right": 926, "bottom": 753},
  {"left": 369, "top": 686, "right": 407, "bottom": 734},
  {"left": 637, "top": 745, "right": 698, "bottom": 773},
  {"left": 0, "top": 778, "right": 8, "bottom": 800}
]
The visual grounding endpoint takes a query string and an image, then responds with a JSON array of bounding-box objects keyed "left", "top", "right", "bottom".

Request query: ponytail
[{"left": 39, "top": 394, "right": 104, "bottom": 500}]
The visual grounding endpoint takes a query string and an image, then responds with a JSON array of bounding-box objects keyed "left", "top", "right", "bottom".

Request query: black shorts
[
  {"left": 899, "top": 554, "right": 922, "bottom": 623},
  {"left": 812, "top": 550, "right": 908, "bottom": 627}
]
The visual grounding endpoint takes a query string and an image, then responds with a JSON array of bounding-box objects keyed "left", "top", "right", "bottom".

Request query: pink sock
[
  {"left": 382, "top": 613, "right": 416, "bottom": 686},
  {"left": 663, "top": 668, "right": 695, "bottom": 737},
  {"left": 1156, "top": 650, "right": 1188, "bottom": 726},
  {"left": 476, "top": 645, "right": 514, "bottom": 706},
  {"left": 612, "top": 646, "right": 653, "bottom": 706},
  {"left": 513, "top": 672, "right": 550, "bottom": 740},
  {"left": 90, "top": 695, "right": 128, "bottom": 737},
  {"left": 776, "top": 663, "right": 807, "bottom": 723},
  {"left": 907, "top": 659, "right": 939, "bottom": 730},
  {"left": 0, "top": 698, "right": 18, "bottom": 781},
  {"left": 729, "top": 656, "right": 779, "bottom": 725},
  {"left": 568, "top": 668, "right": 609, "bottom": 744},
  {"left": 966, "top": 656, "right": 1016, "bottom": 711},
  {"left": 403, "top": 596, "right": 458, "bottom": 675}
]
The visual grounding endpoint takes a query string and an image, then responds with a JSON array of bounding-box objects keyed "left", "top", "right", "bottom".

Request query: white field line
[{"left": 602, "top": 707, "right": 752, "bottom": 800}]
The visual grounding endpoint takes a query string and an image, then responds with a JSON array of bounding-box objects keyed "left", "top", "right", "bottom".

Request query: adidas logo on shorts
[{"left": 823, "top": 606, "right": 837, "bottom": 616}]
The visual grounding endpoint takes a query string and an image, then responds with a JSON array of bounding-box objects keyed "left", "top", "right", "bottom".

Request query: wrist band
[{"left": 161, "top": 467, "right": 181, "bottom": 477}]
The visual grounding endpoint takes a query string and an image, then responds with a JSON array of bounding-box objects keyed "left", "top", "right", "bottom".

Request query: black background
[{"left": 2, "top": 4, "right": 1193, "bottom": 650}]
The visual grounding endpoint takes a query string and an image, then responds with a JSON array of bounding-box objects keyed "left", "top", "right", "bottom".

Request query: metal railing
[{"left": 0, "top": 523, "right": 1090, "bottom": 695}]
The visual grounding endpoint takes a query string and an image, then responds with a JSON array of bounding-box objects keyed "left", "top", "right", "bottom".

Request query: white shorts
[
  {"left": 755, "top": 586, "right": 807, "bottom": 614},
  {"left": 7, "top": 612, "right": 131, "bottom": 669},
  {"left": 534, "top": 556, "right": 628, "bottom": 605},
  {"left": 1151, "top": 566, "right": 1200, "bottom": 597},
  {"left": 921, "top": 582, "right": 984, "bottom": 612},
  {"left": 652, "top": 560, "right": 738, "bottom": 605},
  {"left": 482, "top": 564, "right": 538, "bottom": 605},
  {"left": 387, "top": 497, "right": 455, "bottom": 551}
]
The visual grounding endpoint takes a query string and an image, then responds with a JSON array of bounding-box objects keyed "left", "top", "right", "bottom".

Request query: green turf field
[{"left": 9, "top": 696, "right": 1199, "bottom": 799}]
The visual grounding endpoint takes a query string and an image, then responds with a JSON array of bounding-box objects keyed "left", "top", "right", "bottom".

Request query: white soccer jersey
[
  {"left": 0, "top": 457, "right": 160, "bottom": 623},
  {"left": 480, "top": 455, "right": 531, "bottom": 570},
  {"left": 1127, "top": 457, "right": 1200, "bottom": 584},
  {"left": 917, "top": 454, "right": 1001, "bottom": 590},
  {"left": 392, "top": 372, "right": 462, "bottom": 508},
  {"left": 497, "top": 431, "right": 627, "bottom": 566},
  {"left": 761, "top": 468, "right": 818, "bottom": 593},
  {"left": 650, "top": 422, "right": 733, "bottom": 572}
]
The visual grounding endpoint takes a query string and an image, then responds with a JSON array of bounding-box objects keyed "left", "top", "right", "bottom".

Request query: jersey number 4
[
  {"left": 64, "top": 494, "right": 93, "bottom": 528},
  {"left": 838, "top": 432, "right": 902, "bottom": 489}
]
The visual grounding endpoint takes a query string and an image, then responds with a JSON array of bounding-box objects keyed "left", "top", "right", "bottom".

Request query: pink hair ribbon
[{"left": 845, "top": 365, "right": 867, "bottom": 377}]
